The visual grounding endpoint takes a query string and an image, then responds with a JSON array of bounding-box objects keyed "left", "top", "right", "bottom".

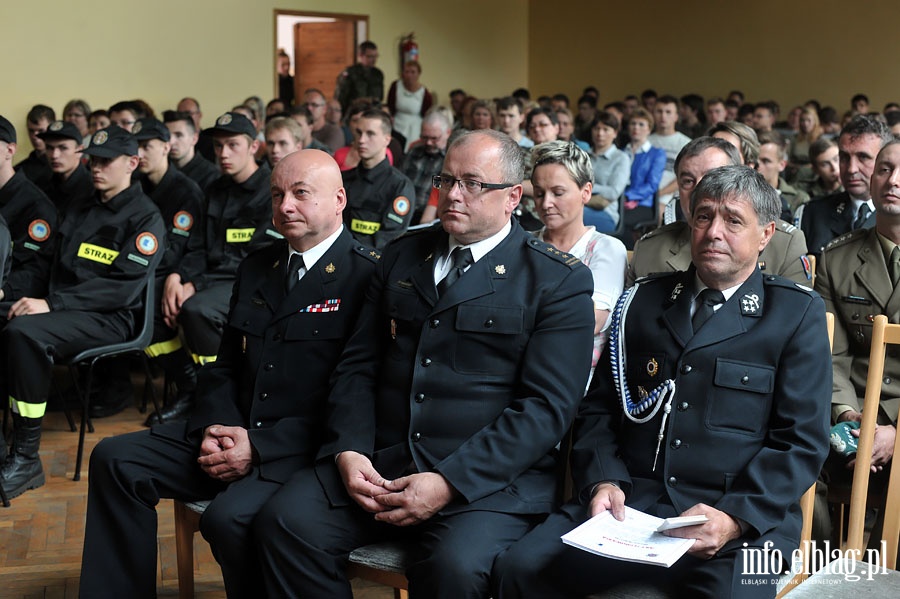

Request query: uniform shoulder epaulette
[
  {"left": 777, "top": 220, "right": 797, "bottom": 233},
  {"left": 633, "top": 271, "right": 672, "bottom": 284},
  {"left": 762, "top": 273, "right": 816, "bottom": 295},
  {"left": 353, "top": 244, "right": 381, "bottom": 263},
  {"left": 823, "top": 228, "right": 867, "bottom": 252},
  {"left": 526, "top": 237, "right": 583, "bottom": 268},
  {"left": 638, "top": 221, "right": 684, "bottom": 241}
]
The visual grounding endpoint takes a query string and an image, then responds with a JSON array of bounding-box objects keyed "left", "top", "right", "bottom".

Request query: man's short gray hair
[
  {"left": 448, "top": 129, "right": 524, "bottom": 184},
  {"left": 691, "top": 165, "right": 781, "bottom": 225},
  {"left": 531, "top": 140, "right": 593, "bottom": 188},
  {"left": 674, "top": 136, "right": 742, "bottom": 175},
  {"left": 422, "top": 108, "right": 452, "bottom": 132}
]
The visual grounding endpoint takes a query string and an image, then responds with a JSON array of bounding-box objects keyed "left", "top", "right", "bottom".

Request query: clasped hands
[
  {"left": 590, "top": 482, "right": 742, "bottom": 559},
  {"left": 336, "top": 450, "right": 457, "bottom": 526},
  {"left": 198, "top": 425, "right": 254, "bottom": 482},
  {"left": 839, "top": 410, "right": 896, "bottom": 473}
]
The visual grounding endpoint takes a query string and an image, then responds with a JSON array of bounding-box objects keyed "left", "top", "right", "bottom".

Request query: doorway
[{"left": 274, "top": 10, "right": 369, "bottom": 106}]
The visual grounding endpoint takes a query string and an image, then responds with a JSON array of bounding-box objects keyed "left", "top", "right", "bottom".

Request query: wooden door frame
[{"left": 273, "top": 9, "right": 369, "bottom": 100}]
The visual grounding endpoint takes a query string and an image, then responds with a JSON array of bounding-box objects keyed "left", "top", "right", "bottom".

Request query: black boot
[
  {"left": 144, "top": 356, "right": 197, "bottom": 426},
  {"left": 1, "top": 416, "right": 45, "bottom": 499},
  {"left": 88, "top": 356, "right": 135, "bottom": 419}
]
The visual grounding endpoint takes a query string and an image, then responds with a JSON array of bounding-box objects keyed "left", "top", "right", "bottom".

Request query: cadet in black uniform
[
  {"left": 161, "top": 112, "right": 276, "bottom": 419},
  {"left": 13, "top": 105, "right": 55, "bottom": 190},
  {"left": 0, "top": 115, "right": 58, "bottom": 302},
  {"left": 163, "top": 110, "right": 219, "bottom": 192},
  {"left": 133, "top": 117, "right": 205, "bottom": 424},
  {"left": 0, "top": 125, "right": 165, "bottom": 499},
  {"left": 0, "top": 215, "right": 10, "bottom": 287},
  {"left": 79, "top": 150, "right": 378, "bottom": 598},
  {"left": 38, "top": 120, "right": 93, "bottom": 217},
  {"left": 343, "top": 108, "right": 415, "bottom": 249}
]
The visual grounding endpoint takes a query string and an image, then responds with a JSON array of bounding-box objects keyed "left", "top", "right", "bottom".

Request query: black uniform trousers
[
  {"left": 178, "top": 282, "right": 233, "bottom": 361},
  {"left": 80, "top": 423, "right": 283, "bottom": 598},
  {"left": 493, "top": 503, "right": 779, "bottom": 599},
  {"left": 256, "top": 465, "right": 537, "bottom": 599},
  {"left": 1, "top": 311, "right": 130, "bottom": 416}
]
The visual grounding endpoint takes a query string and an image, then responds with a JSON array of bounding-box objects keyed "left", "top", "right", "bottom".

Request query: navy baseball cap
[
  {"left": 81, "top": 125, "right": 138, "bottom": 158},
  {"left": 38, "top": 120, "right": 82, "bottom": 144},
  {"left": 203, "top": 112, "right": 257, "bottom": 138},
  {"left": 132, "top": 117, "right": 171, "bottom": 142},
  {"left": 0, "top": 115, "right": 16, "bottom": 144}
]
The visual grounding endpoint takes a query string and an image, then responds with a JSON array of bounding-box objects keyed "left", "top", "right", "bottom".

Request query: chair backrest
[
  {"left": 846, "top": 314, "right": 900, "bottom": 567},
  {"left": 134, "top": 278, "right": 156, "bottom": 348},
  {"left": 807, "top": 254, "right": 817, "bottom": 287}
]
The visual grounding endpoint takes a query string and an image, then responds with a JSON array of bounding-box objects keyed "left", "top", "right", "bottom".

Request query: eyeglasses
[{"left": 432, "top": 175, "right": 513, "bottom": 194}]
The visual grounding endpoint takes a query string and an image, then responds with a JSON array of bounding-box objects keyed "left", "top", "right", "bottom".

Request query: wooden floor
[{"left": 0, "top": 377, "right": 393, "bottom": 599}]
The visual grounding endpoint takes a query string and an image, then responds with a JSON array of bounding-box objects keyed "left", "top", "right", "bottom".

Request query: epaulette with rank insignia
[
  {"left": 823, "top": 228, "right": 866, "bottom": 252},
  {"left": 762, "top": 273, "right": 816, "bottom": 295},
  {"left": 777, "top": 220, "right": 797, "bottom": 233},
  {"left": 633, "top": 271, "right": 672, "bottom": 284},
  {"left": 638, "top": 221, "right": 684, "bottom": 241},
  {"left": 354, "top": 245, "right": 381, "bottom": 263},
  {"left": 526, "top": 237, "right": 583, "bottom": 268}
]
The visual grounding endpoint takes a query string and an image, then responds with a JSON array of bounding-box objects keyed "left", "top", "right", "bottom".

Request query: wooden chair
[
  {"left": 173, "top": 499, "right": 412, "bottom": 599},
  {"left": 844, "top": 314, "right": 900, "bottom": 568}
]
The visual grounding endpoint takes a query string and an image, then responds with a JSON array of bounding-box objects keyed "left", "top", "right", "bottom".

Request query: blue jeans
[{"left": 583, "top": 206, "right": 616, "bottom": 232}]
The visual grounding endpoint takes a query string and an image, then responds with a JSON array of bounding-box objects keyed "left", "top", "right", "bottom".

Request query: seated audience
[
  {"left": 621, "top": 107, "right": 665, "bottom": 247},
  {"left": 585, "top": 111, "right": 631, "bottom": 232}
]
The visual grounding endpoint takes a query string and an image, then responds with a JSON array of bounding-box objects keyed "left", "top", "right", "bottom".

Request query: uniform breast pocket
[
  {"left": 383, "top": 285, "right": 421, "bottom": 358},
  {"left": 229, "top": 303, "right": 269, "bottom": 337},
  {"left": 706, "top": 358, "right": 774, "bottom": 435},
  {"left": 74, "top": 231, "right": 123, "bottom": 274},
  {"left": 452, "top": 304, "right": 525, "bottom": 374}
]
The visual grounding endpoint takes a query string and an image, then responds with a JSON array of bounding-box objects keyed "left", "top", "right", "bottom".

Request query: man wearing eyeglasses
[
  {"left": 401, "top": 110, "right": 452, "bottom": 223},
  {"left": 304, "top": 88, "right": 345, "bottom": 153},
  {"left": 254, "top": 129, "right": 595, "bottom": 599},
  {"left": 343, "top": 108, "right": 415, "bottom": 249}
]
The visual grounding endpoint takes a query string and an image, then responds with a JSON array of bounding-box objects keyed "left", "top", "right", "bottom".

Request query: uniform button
[
  {"left": 766, "top": 276, "right": 776, "bottom": 281},
  {"left": 678, "top": 402, "right": 689, "bottom": 411},
  {"left": 680, "top": 364, "right": 692, "bottom": 374},
  {"left": 264, "top": 363, "right": 274, "bottom": 371},
  {"left": 259, "top": 392, "right": 268, "bottom": 401},
  {"left": 852, "top": 313, "right": 860, "bottom": 321},
  {"left": 273, "top": 333, "right": 282, "bottom": 341},
  {"left": 412, "top": 432, "right": 421, "bottom": 442},
  {"left": 415, "top": 393, "right": 425, "bottom": 403},
  {"left": 667, "top": 476, "right": 678, "bottom": 487},
  {"left": 741, "top": 375, "right": 750, "bottom": 384},
  {"left": 885, "top": 377, "right": 892, "bottom": 385},
  {"left": 242, "top": 320, "right": 250, "bottom": 326},
  {"left": 255, "top": 421, "right": 263, "bottom": 428},
  {"left": 430, "top": 319, "right": 440, "bottom": 328},
  {"left": 312, "top": 330, "right": 319, "bottom": 336},
  {"left": 421, "top": 357, "right": 432, "bottom": 367},
  {"left": 484, "top": 319, "right": 493, "bottom": 328},
  {"left": 670, "top": 439, "right": 682, "bottom": 449}
]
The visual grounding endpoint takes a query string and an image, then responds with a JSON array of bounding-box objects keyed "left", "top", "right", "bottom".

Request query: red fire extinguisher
[{"left": 399, "top": 33, "right": 418, "bottom": 73}]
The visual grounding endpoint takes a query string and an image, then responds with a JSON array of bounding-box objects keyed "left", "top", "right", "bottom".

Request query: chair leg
[
  {"left": 140, "top": 355, "right": 163, "bottom": 417},
  {"left": 174, "top": 501, "right": 199, "bottom": 599},
  {"left": 73, "top": 361, "right": 97, "bottom": 481}
]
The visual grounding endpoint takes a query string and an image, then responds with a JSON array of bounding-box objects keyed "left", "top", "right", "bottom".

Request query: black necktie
[
  {"left": 853, "top": 203, "right": 871, "bottom": 230},
  {"left": 437, "top": 247, "right": 474, "bottom": 297},
  {"left": 285, "top": 253, "right": 304, "bottom": 292},
  {"left": 692, "top": 288, "right": 726, "bottom": 333}
]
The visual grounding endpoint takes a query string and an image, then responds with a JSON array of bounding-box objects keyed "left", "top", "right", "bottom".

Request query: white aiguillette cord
[{"left": 608, "top": 284, "right": 676, "bottom": 471}]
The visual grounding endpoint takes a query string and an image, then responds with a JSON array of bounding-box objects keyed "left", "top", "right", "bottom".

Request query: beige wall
[
  {"left": 2, "top": 0, "right": 529, "bottom": 154},
  {"left": 528, "top": 0, "right": 896, "bottom": 115}
]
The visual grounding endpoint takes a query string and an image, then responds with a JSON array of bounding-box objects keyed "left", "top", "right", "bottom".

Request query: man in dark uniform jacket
[
  {"left": 0, "top": 215, "right": 10, "bottom": 287},
  {"left": 164, "top": 109, "right": 219, "bottom": 192},
  {"left": 0, "top": 115, "right": 58, "bottom": 302},
  {"left": 79, "top": 150, "right": 379, "bottom": 598},
  {"left": 254, "top": 130, "right": 595, "bottom": 599},
  {"left": 343, "top": 108, "right": 415, "bottom": 249},
  {"left": 13, "top": 104, "right": 55, "bottom": 190},
  {"left": 630, "top": 137, "right": 810, "bottom": 286},
  {"left": 161, "top": 112, "right": 276, "bottom": 418},
  {"left": 38, "top": 120, "right": 93, "bottom": 217},
  {"left": 335, "top": 40, "right": 385, "bottom": 112},
  {"left": 0, "top": 125, "right": 165, "bottom": 499},
  {"left": 494, "top": 166, "right": 831, "bottom": 599},
  {"left": 133, "top": 117, "right": 205, "bottom": 424},
  {"left": 800, "top": 115, "right": 891, "bottom": 256}
]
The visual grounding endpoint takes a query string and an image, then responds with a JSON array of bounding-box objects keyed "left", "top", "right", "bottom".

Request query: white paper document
[{"left": 561, "top": 506, "right": 699, "bottom": 567}]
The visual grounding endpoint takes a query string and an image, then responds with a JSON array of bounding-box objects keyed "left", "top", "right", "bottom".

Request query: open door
[{"left": 293, "top": 21, "right": 355, "bottom": 101}]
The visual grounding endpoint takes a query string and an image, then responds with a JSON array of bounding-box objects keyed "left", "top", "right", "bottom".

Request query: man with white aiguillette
[
  {"left": 159, "top": 112, "right": 276, "bottom": 421},
  {"left": 253, "top": 130, "right": 595, "bottom": 598},
  {"left": 0, "top": 125, "right": 165, "bottom": 499},
  {"left": 496, "top": 166, "right": 831, "bottom": 599},
  {"left": 343, "top": 108, "right": 415, "bottom": 249}
]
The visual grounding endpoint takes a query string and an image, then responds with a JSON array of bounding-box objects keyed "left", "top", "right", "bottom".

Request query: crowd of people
[{"left": 0, "top": 38, "right": 897, "bottom": 598}]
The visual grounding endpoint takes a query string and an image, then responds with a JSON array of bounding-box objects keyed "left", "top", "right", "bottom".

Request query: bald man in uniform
[{"left": 79, "top": 150, "right": 380, "bottom": 597}]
